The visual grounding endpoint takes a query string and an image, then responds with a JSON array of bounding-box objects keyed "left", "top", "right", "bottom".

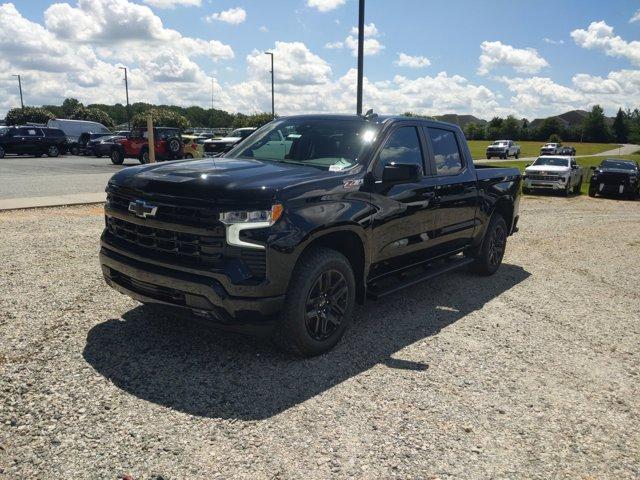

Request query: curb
[{"left": 0, "top": 192, "right": 106, "bottom": 211}]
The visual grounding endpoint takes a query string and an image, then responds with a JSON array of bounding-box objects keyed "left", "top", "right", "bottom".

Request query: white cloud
[
  {"left": 259, "top": 25, "right": 268, "bottom": 32},
  {"left": 630, "top": 9, "right": 640, "bottom": 23},
  {"left": 543, "top": 38, "right": 564, "bottom": 45},
  {"left": 142, "top": 0, "right": 201, "bottom": 8},
  {"left": 349, "top": 23, "right": 379, "bottom": 37},
  {"left": 478, "top": 41, "right": 549, "bottom": 75},
  {"left": 205, "top": 7, "right": 247, "bottom": 25},
  {"left": 571, "top": 21, "right": 640, "bottom": 65},
  {"left": 344, "top": 35, "right": 384, "bottom": 56},
  {"left": 306, "top": 0, "right": 345, "bottom": 12},
  {"left": 499, "top": 76, "right": 585, "bottom": 117},
  {"left": 324, "top": 41, "right": 343, "bottom": 49},
  {"left": 395, "top": 53, "right": 431, "bottom": 68},
  {"left": 572, "top": 70, "right": 640, "bottom": 111}
]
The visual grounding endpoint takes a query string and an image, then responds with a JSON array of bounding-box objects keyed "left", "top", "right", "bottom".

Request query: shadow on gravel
[{"left": 83, "top": 263, "right": 530, "bottom": 420}]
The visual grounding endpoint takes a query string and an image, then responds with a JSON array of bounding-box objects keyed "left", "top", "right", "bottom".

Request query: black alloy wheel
[
  {"left": 488, "top": 222, "right": 507, "bottom": 268},
  {"left": 47, "top": 145, "right": 59, "bottom": 157},
  {"left": 304, "top": 269, "right": 349, "bottom": 341}
]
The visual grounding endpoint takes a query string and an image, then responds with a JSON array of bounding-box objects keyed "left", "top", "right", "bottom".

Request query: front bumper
[
  {"left": 524, "top": 178, "right": 567, "bottom": 190},
  {"left": 590, "top": 180, "right": 636, "bottom": 195},
  {"left": 100, "top": 246, "right": 284, "bottom": 324}
]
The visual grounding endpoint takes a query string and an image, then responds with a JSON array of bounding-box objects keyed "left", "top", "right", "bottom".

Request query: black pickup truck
[{"left": 100, "top": 114, "right": 521, "bottom": 356}]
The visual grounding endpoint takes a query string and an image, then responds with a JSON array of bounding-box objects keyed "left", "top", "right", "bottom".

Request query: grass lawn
[
  {"left": 483, "top": 154, "right": 640, "bottom": 195},
  {"left": 467, "top": 140, "right": 621, "bottom": 160}
]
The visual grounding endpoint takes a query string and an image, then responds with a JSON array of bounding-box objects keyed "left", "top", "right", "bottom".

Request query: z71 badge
[{"left": 343, "top": 179, "right": 363, "bottom": 188}]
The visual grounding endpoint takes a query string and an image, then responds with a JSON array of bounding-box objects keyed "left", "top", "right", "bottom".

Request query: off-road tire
[
  {"left": 469, "top": 214, "right": 507, "bottom": 276},
  {"left": 272, "top": 247, "right": 356, "bottom": 357},
  {"left": 110, "top": 149, "right": 124, "bottom": 165}
]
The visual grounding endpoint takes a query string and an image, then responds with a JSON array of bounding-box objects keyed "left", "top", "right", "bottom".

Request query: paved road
[{"left": 0, "top": 155, "right": 140, "bottom": 199}]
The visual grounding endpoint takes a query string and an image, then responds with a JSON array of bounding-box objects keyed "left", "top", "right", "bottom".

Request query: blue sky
[{"left": 2, "top": 0, "right": 640, "bottom": 119}]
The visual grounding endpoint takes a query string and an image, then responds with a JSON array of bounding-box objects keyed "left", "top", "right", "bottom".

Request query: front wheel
[
  {"left": 0, "top": 146, "right": 6, "bottom": 158},
  {"left": 588, "top": 185, "right": 597, "bottom": 197},
  {"left": 272, "top": 247, "right": 355, "bottom": 357},
  {"left": 47, "top": 145, "right": 60, "bottom": 157},
  {"left": 469, "top": 214, "right": 507, "bottom": 276},
  {"left": 515, "top": 152, "right": 519, "bottom": 159},
  {"left": 139, "top": 149, "right": 149, "bottom": 164},
  {"left": 70, "top": 145, "right": 79, "bottom": 156},
  {"left": 110, "top": 149, "right": 124, "bottom": 165}
]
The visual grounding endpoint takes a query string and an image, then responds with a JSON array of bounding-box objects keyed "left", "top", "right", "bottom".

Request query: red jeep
[{"left": 109, "top": 127, "right": 183, "bottom": 165}]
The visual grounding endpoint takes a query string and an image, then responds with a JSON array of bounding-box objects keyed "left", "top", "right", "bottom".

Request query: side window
[
  {"left": 17, "top": 128, "right": 41, "bottom": 137},
  {"left": 428, "top": 128, "right": 463, "bottom": 176},
  {"left": 377, "top": 126, "right": 424, "bottom": 175}
]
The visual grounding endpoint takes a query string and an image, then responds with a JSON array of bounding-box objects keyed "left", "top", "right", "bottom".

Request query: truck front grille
[{"left": 527, "top": 174, "right": 560, "bottom": 181}]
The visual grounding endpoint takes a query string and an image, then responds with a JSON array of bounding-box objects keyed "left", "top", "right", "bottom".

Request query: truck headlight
[{"left": 219, "top": 204, "right": 283, "bottom": 250}]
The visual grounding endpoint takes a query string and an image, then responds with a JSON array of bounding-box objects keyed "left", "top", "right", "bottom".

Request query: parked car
[
  {"left": 109, "top": 127, "right": 183, "bottom": 165},
  {"left": 589, "top": 159, "right": 639, "bottom": 199},
  {"left": 93, "top": 135, "right": 126, "bottom": 158},
  {"left": 80, "top": 132, "right": 113, "bottom": 156},
  {"left": 557, "top": 146, "right": 576, "bottom": 156},
  {"left": 203, "top": 127, "right": 257, "bottom": 156},
  {"left": 540, "top": 142, "right": 561, "bottom": 156},
  {"left": 181, "top": 135, "right": 205, "bottom": 159},
  {"left": 0, "top": 125, "right": 67, "bottom": 158},
  {"left": 523, "top": 156, "right": 584, "bottom": 196},
  {"left": 486, "top": 140, "right": 520, "bottom": 159},
  {"left": 47, "top": 119, "right": 110, "bottom": 155},
  {"left": 100, "top": 114, "right": 521, "bottom": 356}
]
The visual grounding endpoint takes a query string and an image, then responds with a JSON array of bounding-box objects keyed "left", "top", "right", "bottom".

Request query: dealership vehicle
[
  {"left": 80, "top": 132, "right": 113, "bottom": 156},
  {"left": 540, "top": 142, "right": 561, "bottom": 156},
  {"left": 109, "top": 127, "right": 183, "bottom": 165},
  {"left": 203, "top": 127, "right": 257, "bottom": 156},
  {"left": 182, "top": 135, "right": 205, "bottom": 159},
  {"left": 100, "top": 114, "right": 521, "bottom": 356},
  {"left": 47, "top": 118, "right": 110, "bottom": 155},
  {"left": 523, "top": 156, "right": 584, "bottom": 195},
  {"left": 93, "top": 135, "right": 126, "bottom": 158},
  {"left": 0, "top": 125, "right": 67, "bottom": 158},
  {"left": 589, "top": 159, "right": 639, "bottom": 199},
  {"left": 557, "top": 146, "right": 576, "bottom": 156},
  {"left": 486, "top": 140, "right": 520, "bottom": 159}
]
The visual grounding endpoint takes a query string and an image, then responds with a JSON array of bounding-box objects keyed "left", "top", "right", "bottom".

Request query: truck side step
[{"left": 367, "top": 256, "right": 474, "bottom": 300}]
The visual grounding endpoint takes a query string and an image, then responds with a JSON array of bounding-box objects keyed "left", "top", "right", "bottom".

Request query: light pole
[
  {"left": 119, "top": 67, "right": 131, "bottom": 130},
  {"left": 356, "top": 0, "right": 365, "bottom": 116},
  {"left": 12, "top": 74, "right": 24, "bottom": 109},
  {"left": 264, "top": 51, "right": 275, "bottom": 119}
]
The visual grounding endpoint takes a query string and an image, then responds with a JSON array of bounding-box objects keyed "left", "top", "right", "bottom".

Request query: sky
[{"left": 1, "top": 0, "right": 639, "bottom": 120}]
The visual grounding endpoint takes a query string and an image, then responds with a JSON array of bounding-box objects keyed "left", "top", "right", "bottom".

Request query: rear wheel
[
  {"left": 272, "top": 247, "right": 355, "bottom": 357},
  {"left": 588, "top": 185, "right": 597, "bottom": 197},
  {"left": 47, "top": 145, "right": 60, "bottom": 157},
  {"left": 0, "top": 146, "right": 5, "bottom": 158},
  {"left": 167, "top": 137, "right": 182, "bottom": 159},
  {"left": 139, "top": 148, "right": 149, "bottom": 164},
  {"left": 469, "top": 214, "right": 507, "bottom": 276},
  {"left": 515, "top": 151, "right": 519, "bottom": 159},
  {"left": 110, "top": 149, "right": 124, "bottom": 165},
  {"left": 70, "top": 145, "right": 79, "bottom": 155}
]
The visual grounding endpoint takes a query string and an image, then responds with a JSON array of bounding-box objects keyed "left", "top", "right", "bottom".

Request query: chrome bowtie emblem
[{"left": 128, "top": 200, "right": 158, "bottom": 218}]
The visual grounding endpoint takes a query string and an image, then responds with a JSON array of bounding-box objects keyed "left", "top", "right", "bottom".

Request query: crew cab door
[
  {"left": 368, "top": 124, "right": 439, "bottom": 278},
  {"left": 423, "top": 126, "right": 479, "bottom": 254}
]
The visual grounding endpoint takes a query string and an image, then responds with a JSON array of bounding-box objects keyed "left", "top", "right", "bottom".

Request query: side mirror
[{"left": 382, "top": 163, "right": 421, "bottom": 184}]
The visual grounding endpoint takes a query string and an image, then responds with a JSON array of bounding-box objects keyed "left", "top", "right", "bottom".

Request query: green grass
[
  {"left": 483, "top": 154, "right": 640, "bottom": 195},
  {"left": 468, "top": 140, "right": 621, "bottom": 160}
]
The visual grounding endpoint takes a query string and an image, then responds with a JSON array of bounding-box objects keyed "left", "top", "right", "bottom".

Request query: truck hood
[
  {"left": 205, "top": 136, "right": 241, "bottom": 144},
  {"left": 525, "top": 165, "right": 570, "bottom": 173},
  {"left": 595, "top": 167, "right": 637, "bottom": 175},
  {"left": 108, "top": 157, "right": 339, "bottom": 205}
]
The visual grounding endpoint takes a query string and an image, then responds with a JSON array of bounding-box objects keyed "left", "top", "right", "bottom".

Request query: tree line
[
  {"left": 407, "top": 105, "right": 640, "bottom": 144},
  {"left": 3, "top": 98, "right": 273, "bottom": 130}
]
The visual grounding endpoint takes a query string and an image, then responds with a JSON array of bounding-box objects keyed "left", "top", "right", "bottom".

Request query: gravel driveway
[{"left": 1, "top": 197, "right": 638, "bottom": 479}]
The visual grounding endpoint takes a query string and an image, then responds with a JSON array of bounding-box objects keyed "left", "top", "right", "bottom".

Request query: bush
[
  {"left": 548, "top": 133, "right": 562, "bottom": 143},
  {"left": 131, "top": 108, "right": 190, "bottom": 130},
  {"left": 5, "top": 106, "right": 55, "bottom": 126}
]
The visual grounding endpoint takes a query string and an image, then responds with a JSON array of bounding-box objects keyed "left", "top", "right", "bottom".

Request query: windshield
[
  {"left": 601, "top": 160, "right": 637, "bottom": 170},
  {"left": 533, "top": 157, "right": 569, "bottom": 167},
  {"left": 227, "top": 118, "right": 376, "bottom": 170},
  {"left": 493, "top": 141, "right": 507, "bottom": 146}
]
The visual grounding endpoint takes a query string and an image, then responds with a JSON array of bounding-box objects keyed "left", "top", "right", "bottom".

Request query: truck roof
[{"left": 279, "top": 113, "right": 462, "bottom": 131}]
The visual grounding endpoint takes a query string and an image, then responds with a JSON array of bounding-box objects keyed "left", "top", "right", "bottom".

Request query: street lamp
[
  {"left": 356, "top": 0, "right": 365, "bottom": 116},
  {"left": 12, "top": 74, "right": 24, "bottom": 109},
  {"left": 264, "top": 51, "right": 275, "bottom": 119},
  {"left": 118, "top": 67, "right": 131, "bottom": 130}
]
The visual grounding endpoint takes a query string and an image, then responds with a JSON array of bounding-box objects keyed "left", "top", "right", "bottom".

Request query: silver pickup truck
[
  {"left": 486, "top": 140, "right": 520, "bottom": 159},
  {"left": 540, "top": 142, "right": 561, "bottom": 156},
  {"left": 523, "top": 156, "right": 584, "bottom": 196}
]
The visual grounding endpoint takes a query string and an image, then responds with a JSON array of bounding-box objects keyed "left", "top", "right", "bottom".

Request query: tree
[
  {"left": 548, "top": 133, "right": 562, "bottom": 144},
  {"left": 233, "top": 112, "right": 273, "bottom": 128},
  {"left": 131, "top": 108, "right": 190, "bottom": 130},
  {"left": 500, "top": 115, "right": 520, "bottom": 140},
  {"left": 71, "top": 106, "right": 115, "bottom": 129},
  {"left": 486, "top": 117, "right": 504, "bottom": 140},
  {"left": 581, "top": 105, "right": 611, "bottom": 142},
  {"left": 5, "top": 106, "right": 55, "bottom": 125},
  {"left": 612, "top": 108, "right": 629, "bottom": 143},
  {"left": 627, "top": 109, "right": 640, "bottom": 144},
  {"left": 535, "top": 117, "right": 564, "bottom": 142},
  {"left": 62, "top": 98, "right": 82, "bottom": 117},
  {"left": 520, "top": 119, "right": 530, "bottom": 140}
]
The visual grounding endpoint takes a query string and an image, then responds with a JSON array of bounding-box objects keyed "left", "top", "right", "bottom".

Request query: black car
[
  {"left": 100, "top": 114, "right": 521, "bottom": 356},
  {"left": 80, "top": 132, "right": 113, "bottom": 156},
  {"left": 557, "top": 146, "right": 576, "bottom": 156},
  {"left": 0, "top": 126, "right": 67, "bottom": 158},
  {"left": 589, "top": 159, "right": 639, "bottom": 199},
  {"left": 92, "top": 135, "right": 126, "bottom": 158}
]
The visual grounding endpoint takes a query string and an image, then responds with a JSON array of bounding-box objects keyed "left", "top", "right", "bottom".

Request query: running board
[{"left": 367, "top": 257, "right": 474, "bottom": 299}]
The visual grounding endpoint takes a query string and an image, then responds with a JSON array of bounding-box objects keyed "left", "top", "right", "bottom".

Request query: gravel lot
[{"left": 1, "top": 196, "right": 638, "bottom": 479}]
